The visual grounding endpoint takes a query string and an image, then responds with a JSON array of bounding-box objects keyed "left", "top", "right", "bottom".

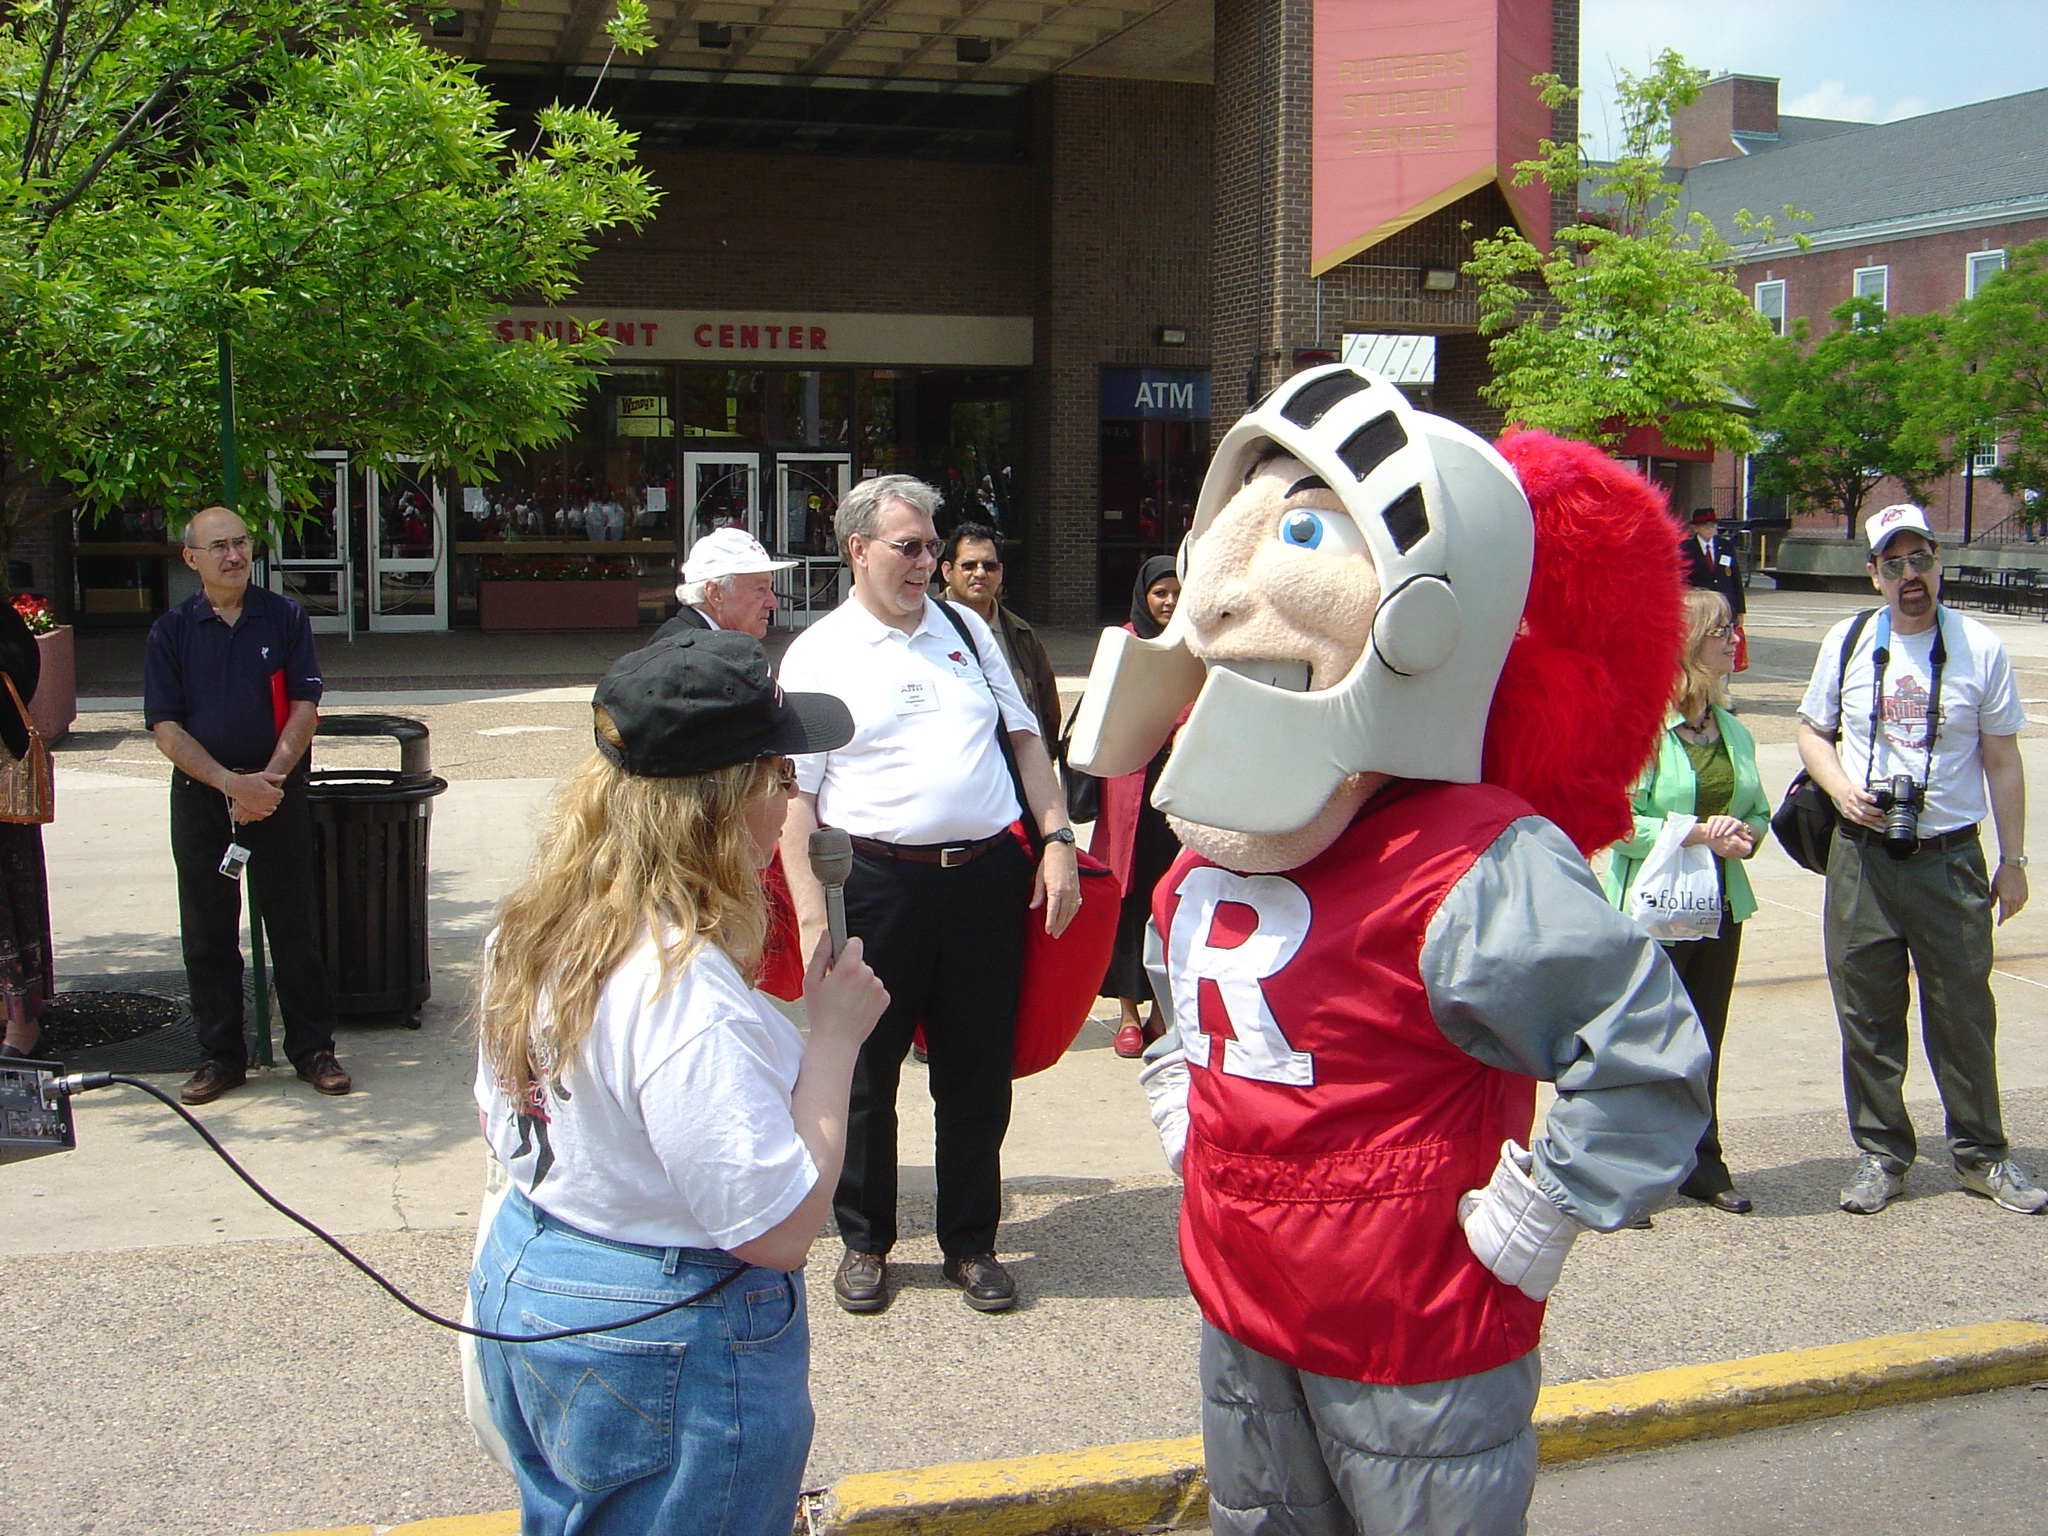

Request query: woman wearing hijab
[
  {"left": 1090, "top": 556, "right": 1185, "bottom": 1057},
  {"left": 0, "top": 598, "right": 51, "bottom": 1061}
]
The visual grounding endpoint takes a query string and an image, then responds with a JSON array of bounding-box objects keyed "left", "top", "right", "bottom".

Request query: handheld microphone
[{"left": 807, "top": 827, "right": 853, "bottom": 960}]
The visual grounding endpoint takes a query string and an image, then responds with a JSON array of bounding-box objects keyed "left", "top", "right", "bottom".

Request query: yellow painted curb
[
  {"left": 810, "top": 1434, "right": 1208, "bottom": 1536},
  {"left": 1532, "top": 1318, "right": 2048, "bottom": 1464},
  {"left": 262, "top": 1320, "right": 2048, "bottom": 1536}
]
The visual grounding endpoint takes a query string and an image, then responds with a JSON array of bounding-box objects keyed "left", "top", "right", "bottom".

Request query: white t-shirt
[
  {"left": 475, "top": 933, "right": 816, "bottom": 1251},
  {"left": 777, "top": 594, "right": 1038, "bottom": 844},
  {"left": 1799, "top": 606, "right": 2027, "bottom": 834}
]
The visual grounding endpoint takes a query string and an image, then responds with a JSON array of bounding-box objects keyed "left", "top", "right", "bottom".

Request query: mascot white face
[{"left": 1067, "top": 365, "right": 1537, "bottom": 872}]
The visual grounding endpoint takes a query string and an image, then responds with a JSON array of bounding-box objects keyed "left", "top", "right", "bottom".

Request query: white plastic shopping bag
[
  {"left": 461, "top": 1156, "right": 516, "bottom": 1474},
  {"left": 1624, "top": 813, "right": 1725, "bottom": 942}
]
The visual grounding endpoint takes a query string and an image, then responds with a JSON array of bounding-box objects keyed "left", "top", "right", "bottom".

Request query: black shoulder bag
[{"left": 1770, "top": 608, "right": 1875, "bottom": 874}]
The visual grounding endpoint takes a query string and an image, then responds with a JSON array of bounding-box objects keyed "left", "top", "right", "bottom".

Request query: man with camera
[{"left": 1796, "top": 504, "right": 2042, "bottom": 1216}]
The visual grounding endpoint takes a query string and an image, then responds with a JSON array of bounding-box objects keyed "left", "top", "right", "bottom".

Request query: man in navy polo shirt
[{"left": 145, "top": 505, "right": 347, "bottom": 1104}]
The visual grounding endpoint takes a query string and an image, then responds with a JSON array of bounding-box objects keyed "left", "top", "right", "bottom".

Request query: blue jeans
[{"left": 470, "top": 1188, "right": 813, "bottom": 1536}]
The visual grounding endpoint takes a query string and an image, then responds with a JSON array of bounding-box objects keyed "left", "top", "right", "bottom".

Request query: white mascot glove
[
  {"left": 1458, "top": 1140, "right": 1584, "bottom": 1301},
  {"left": 1137, "top": 1045, "right": 1190, "bottom": 1176}
]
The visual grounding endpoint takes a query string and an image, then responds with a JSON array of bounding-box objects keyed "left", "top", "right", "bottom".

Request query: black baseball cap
[{"left": 593, "top": 629, "right": 852, "bottom": 777}]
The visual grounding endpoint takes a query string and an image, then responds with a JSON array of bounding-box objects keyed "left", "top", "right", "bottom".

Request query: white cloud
[{"left": 1783, "top": 81, "right": 1880, "bottom": 122}]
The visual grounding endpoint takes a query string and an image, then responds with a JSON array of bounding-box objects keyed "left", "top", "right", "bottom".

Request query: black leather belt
[
  {"left": 1839, "top": 820, "right": 1979, "bottom": 854},
  {"left": 847, "top": 831, "right": 1009, "bottom": 868}
]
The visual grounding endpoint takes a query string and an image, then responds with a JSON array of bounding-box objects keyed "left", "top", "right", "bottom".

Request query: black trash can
[{"left": 307, "top": 715, "right": 449, "bottom": 1028}]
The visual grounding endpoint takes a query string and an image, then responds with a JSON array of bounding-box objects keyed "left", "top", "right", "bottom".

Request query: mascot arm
[
  {"left": 1423, "top": 816, "right": 1713, "bottom": 1233},
  {"left": 1138, "top": 917, "right": 1188, "bottom": 1176}
]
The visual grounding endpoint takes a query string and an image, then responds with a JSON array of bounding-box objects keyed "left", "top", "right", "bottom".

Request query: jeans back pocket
[{"left": 513, "top": 1309, "right": 687, "bottom": 1491}]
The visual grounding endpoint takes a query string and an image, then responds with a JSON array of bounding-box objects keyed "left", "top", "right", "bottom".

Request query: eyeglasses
[
  {"left": 766, "top": 757, "right": 798, "bottom": 792},
  {"left": 194, "top": 535, "right": 253, "bottom": 558},
  {"left": 1877, "top": 549, "right": 1938, "bottom": 580},
  {"left": 952, "top": 559, "right": 1002, "bottom": 573},
  {"left": 866, "top": 536, "right": 943, "bottom": 561},
  {"left": 1705, "top": 624, "right": 1734, "bottom": 639}
]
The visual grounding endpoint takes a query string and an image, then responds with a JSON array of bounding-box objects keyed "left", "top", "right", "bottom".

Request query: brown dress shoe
[
  {"left": 833, "top": 1249, "right": 889, "bottom": 1313},
  {"left": 942, "top": 1253, "right": 1017, "bottom": 1312},
  {"left": 295, "top": 1050, "right": 351, "bottom": 1096},
  {"left": 180, "top": 1060, "right": 248, "bottom": 1105}
]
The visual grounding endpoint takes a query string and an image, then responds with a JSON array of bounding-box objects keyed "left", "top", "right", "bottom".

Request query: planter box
[
  {"left": 478, "top": 579, "right": 640, "bottom": 633},
  {"left": 30, "top": 625, "right": 75, "bottom": 744}
]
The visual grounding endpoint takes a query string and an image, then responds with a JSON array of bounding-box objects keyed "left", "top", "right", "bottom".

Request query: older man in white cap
[
  {"left": 656, "top": 527, "right": 796, "bottom": 642},
  {"left": 1798, "top": 503, "right": 2043, "bottom": 1217}
]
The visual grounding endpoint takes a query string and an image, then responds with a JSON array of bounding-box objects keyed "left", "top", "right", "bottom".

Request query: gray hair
[
  {"left": 676, "top": 574, "right": 734, "bottom": 608},
  {"left": 836, "top": 474, "right": 942, "bottom": 557}
]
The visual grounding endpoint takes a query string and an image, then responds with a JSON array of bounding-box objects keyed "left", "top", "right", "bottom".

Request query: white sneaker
[
  {"left": 1953, "top": 1158, "right": 2048, "bottom": 1214},
  {"left": 1840, "top": 1154, "right": 1905, "bottom": 1214}
]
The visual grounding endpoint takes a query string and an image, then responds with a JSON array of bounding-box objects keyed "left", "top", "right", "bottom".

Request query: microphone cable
[{"left": 44, "top": 1072, "right": 744, "bottom": 1342}]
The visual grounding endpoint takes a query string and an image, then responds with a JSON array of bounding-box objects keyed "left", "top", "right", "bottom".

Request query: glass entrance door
[
  {"left": 772, "top": 454, "right": 849, "bottom": 629},
  {"left": 364, "top": 460, "right": 448, "bottom": 632},
  {"left": 268, "top": 452, "right": 352, "bottom": 636},
  {"left": 681, "top": 452, "right": 760, "bottom": 557}
]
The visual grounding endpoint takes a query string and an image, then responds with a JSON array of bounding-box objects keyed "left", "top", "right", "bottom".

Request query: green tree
[
  {"left": 1941, "top": 238, "right": 2048, "bottom": 511},
  {"left": 0, "top": 0, "right": 660, "bottom": 575},
  {"left": 1743, "top": 298, "right": 1955, "bottom": 536},
  {"left": 1464, "top": 51, "right": 1795, "bottom": 451}
]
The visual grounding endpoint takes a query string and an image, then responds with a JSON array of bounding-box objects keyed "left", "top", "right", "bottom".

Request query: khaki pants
[{"left": 1823, "top": 827, "right": 2008, "bottom": 1170}]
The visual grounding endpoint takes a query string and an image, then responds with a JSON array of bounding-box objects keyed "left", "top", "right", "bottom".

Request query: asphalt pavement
[{"left": 5, "top": 587, "right": 2048, "bottom": 1536}]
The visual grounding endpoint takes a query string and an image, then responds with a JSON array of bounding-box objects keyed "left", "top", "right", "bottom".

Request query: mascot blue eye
[{"left": 1280, "top": 510, "right": 1325, "bottom": 549}]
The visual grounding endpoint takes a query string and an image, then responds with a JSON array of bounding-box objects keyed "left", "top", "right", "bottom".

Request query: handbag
[
  {"left": 1623, "top": 814, "right": 1724, "bottom": 942},
  {"left": 0, "top": 673, "right": 53, "bottom": 825},
  {"left": 1056, "top": 695, "right": 1100, "bottom": 825},
  {"left": 1770, "top": 608, "right": 1873, "bottom": 875},
  {"left": 934, "top": 600, "right": 1123, "bottom": 1078}
]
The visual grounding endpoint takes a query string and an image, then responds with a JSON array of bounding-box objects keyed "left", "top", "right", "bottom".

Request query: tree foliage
[
  {"left": 0, "top": 0, "right": 659, "bottom": 566},
  {"left": 1742, "top": 298, "right": 1955, "bottom": 534},
  {"left": 1939, "top": 238, "right": 2048, "bottom": 510},
  {"left": 1465, "top": 51, "right": 1795, "bottom": 452}
]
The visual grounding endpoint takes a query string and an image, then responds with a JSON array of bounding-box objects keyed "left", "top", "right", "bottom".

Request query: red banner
[{"left": 1311, "top": 0, "right": 1551, "bottom": 275}]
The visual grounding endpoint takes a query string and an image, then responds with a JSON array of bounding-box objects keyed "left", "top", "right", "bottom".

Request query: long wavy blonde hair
[
  {"left": 476, "top": 707, "right": 775, "bottom": 1098},
  {"left": 1674, "top": 589, "right": 1734, "bottom": 725}
]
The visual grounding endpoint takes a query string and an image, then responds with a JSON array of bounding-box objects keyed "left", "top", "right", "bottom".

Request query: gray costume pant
[
  {"left": 1201, "top": 1324, "right": 1540, "bottom": 1536},
  {"left": 1823, "top": 826, "right": 2008, "bottom": 1171}
]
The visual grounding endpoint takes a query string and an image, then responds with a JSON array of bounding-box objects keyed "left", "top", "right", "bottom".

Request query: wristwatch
[
  {"left": 2001, "top": 855, "right": 2028, "bottom": 869},
  {"left": 1045, "top": 827, "right": 1076, "bottom": 847}
]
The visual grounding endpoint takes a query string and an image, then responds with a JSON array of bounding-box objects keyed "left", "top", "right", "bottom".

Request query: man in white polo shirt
[
  {"left": 778, "top": 474, "right": 1080, "bottom": 1314},
  {"left": 655, "top": 526, "right": 795, "bottom": 642}
]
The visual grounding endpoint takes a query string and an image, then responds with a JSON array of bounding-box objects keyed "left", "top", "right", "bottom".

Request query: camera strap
[{"left": 1866, "top": 606, "right": 1947, "bottom": 789}]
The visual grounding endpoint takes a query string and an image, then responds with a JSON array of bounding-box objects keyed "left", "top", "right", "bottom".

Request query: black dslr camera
[{"left": 1868, "top": 774, "right": 1925, "bottom": 860}]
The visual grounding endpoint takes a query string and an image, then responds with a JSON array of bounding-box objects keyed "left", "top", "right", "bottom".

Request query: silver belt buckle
[{"left": 939, "top": 844, "right": 972, "bottom": 868}]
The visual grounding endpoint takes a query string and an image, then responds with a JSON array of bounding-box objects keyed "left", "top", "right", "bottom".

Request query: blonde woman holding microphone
[
  {"left": 1603, "top": 589, "right": 1770, "bottom": 1214},
  {"left": 471, "top": 629, "right": 887, "bottom": 1536}
]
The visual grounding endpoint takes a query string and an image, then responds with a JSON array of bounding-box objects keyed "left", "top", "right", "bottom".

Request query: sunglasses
[
  {"left": 867, "top": 536, "right": 943, "bottom": 560},
  {"left": 951, "top": 559, "right": 1002, "bottom": 573},
  {"left": 1705, "top": 623, "right": 1735, "bottom": 639},
  {"left": 765, "top": 757, "right": 798, "bottom": 792},
  {"left": 1876, "top": 549, "right": 1938, "bottom": 580}
]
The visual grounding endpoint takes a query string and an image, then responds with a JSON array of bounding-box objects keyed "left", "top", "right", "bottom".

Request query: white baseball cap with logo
[
  {"left": 682, "top": 527, "right": 797, "bottom": 583},
  {"left": 1865, "top": 503, "right": 1937, "bottom": 556}
]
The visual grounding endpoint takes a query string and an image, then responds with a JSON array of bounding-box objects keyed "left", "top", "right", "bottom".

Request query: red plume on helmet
[{"left": 1482, "top": 431, "right": 1688, "bottom": 856}]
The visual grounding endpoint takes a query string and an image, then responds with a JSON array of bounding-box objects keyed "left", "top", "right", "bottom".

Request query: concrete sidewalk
[{"left": 5, "top": 586, "right": 2047, "bottom": 1536}]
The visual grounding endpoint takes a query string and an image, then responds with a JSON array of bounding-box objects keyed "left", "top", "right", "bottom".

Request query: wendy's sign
[{"left": 1311, "top": 0, "right": 1552, "bottom": 274}]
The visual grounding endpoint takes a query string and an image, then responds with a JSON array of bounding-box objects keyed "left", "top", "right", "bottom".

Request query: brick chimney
[{"left": 1670, "top": 75, "right": 1780, "bottom": 169}]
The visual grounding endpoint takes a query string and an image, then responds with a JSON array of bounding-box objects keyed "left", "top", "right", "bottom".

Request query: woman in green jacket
[{"left": 1603, "top": 589, "right": 1770, "bottom": 1213}]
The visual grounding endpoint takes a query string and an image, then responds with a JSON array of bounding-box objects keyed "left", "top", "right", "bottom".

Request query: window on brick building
[
  {"left": 1966, "top": 250, "right": 2007, "bottom": 299},
  {"left": 1973, "top": 441, "right": 2000, "bottom": 475},
  {"left": 1754, "top": 280, "right": 1786, "bottom": 336},
  {"left": 1853, "top": 266, "right": 1888, "bottom": 310}
]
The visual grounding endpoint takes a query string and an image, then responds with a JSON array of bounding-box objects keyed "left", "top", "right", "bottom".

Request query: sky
[{"left": 1578, "top": 1, "right": 2048, "bottom": 158}]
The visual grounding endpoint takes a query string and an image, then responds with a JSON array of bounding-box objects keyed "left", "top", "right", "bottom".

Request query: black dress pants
[
  {"left": 834, "top": 835, "right": 1032, "bottom": 1259},
  {"left": 170, "top": 770, "right": 336, "bottom": 1070},
  {"left": 1667, "top": 912, "right": 1743, "bottom": 1198}
]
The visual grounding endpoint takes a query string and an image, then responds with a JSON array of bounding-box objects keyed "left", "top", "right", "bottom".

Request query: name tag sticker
[{"left": 895, "top": 679, "right": 940, "bottom": 716}]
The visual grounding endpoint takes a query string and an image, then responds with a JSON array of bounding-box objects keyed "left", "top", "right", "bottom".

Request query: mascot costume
[{"left": 1067, "top": 365, "right": 1713, "bottom": 1536}]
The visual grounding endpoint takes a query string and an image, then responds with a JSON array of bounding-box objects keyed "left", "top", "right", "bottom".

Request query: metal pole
[
  {"left": 1963, "top": 436, "right": 1976, "bottom": 548},
  {"left": 220, "top": 331, "right": 275, "bottom": 1065}
]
